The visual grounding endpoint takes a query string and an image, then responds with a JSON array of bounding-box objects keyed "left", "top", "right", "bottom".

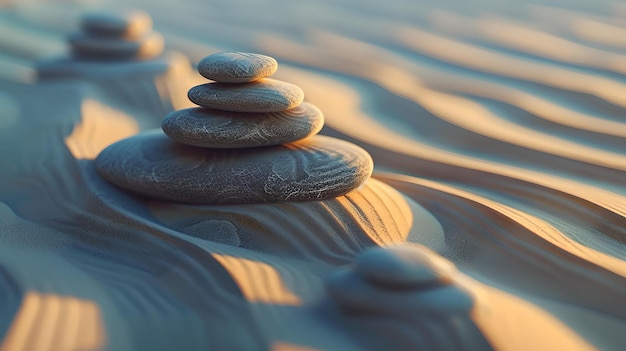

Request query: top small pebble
[
  {"left": 81, "top": 10, "right": 153, "bottom": 39},
  {"left": 198, "top": 52, "right": 278, "bottom": 83}
]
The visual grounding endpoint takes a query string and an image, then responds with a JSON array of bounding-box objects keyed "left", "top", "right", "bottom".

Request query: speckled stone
[
  {"left": 81, "top": 10, "right": 152, "bottom": 39},
  {"left": 354, "top": 245, "right": 454, "bottom": 289},
  {"left": 161, "top": 102, "right": 324, "bottom": 148},
  {"left": 197, "top": 52, "right": 278, "bottom": 83},
  {"left": 188, "top": 78, "right": 304, "bottom": 113},
  {"left": 69, "top": 32, "right": 164, "bottom": 60},
  {"left": 95, "top": 130, "right": 373, "bottom": 204}
]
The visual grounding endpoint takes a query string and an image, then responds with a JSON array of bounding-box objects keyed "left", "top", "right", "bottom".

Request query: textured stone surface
[
  {"left": 198, "top": 52, "right": 278, "bottom": 83},
  {"left": 69, "top": 32, "right": 164, "bottom": 60},
  {"left": 161, "top": 102, "right": 324, "bottom": 148},
  {"left": 81, "top": 10, "right": 152, "bottom": 39},
  {"left": 95, "top": 130, "right": 373, "bottom": 204},
  {"left": 188, "top": 78, "right": 304, "bottom": 112},
  {"left": 354, "top": 245, "right": 454, "bottom": 289}
]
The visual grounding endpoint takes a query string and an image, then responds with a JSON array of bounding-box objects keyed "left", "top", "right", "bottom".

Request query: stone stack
[
  {"left": 36, "top": 9, "right": 185, "bottom": 82},
  {"left": 162, "top": 52, "right": 324, "bottom": 148},
  {"left": 95, "top": 52, "right": 374, "bottom": 205},
  {"left": 69, "top": 10, "right": 163, "bottom": 61},
  {"left": 36, "top": 10, "right": 193, "bottom": 120}
]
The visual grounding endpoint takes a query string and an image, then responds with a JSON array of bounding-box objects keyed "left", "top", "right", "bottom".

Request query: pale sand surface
[{"left": 0, "top": 0, "right": 625, "bottom": 350}]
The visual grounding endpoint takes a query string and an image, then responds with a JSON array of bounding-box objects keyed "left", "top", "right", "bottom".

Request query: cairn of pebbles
[
  {"left": 36, "top": 10, "right": 195, "bottom": 119},
  {"left": 69, "top": 10, "right": 163, "bottom": 61},
  {"left": 36, "top": 9, "right": 186, "bottom": 82},
  {"left": 95, "top": 52, "right": 374, "bottom": 204},
  {"left": 162, "top": 52, "right": 324, "bottom": 148}
]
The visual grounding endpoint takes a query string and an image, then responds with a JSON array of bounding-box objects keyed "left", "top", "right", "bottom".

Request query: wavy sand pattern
[{"left": 0, "top": 0, "right": 625, "bottom": 350}]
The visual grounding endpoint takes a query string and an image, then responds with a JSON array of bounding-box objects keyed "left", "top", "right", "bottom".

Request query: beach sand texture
[{"left": 0, "top": 0, "right": 625, "bottom": 350}]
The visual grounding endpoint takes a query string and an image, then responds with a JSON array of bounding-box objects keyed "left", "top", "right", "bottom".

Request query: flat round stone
[
  {"left": 197, "top": 52, "right": 278, "bottom": 83},
  {"left": 188, "top": 78, "right": 304, "bottom": 113},
  {"left": 69, "top": 32, "right": 164, "bottom": 60},
  {"left": 81, "top": 10, "right": 153, "bottom": 39},
  {"left": 95, "top": 130, "right": 373, "bottom": 204},
  {"left": 161, "top": 102, "right": 324, "bottom": 148},
  {"left": 355, "top": 245, "right": 455, "bottom": 289}
]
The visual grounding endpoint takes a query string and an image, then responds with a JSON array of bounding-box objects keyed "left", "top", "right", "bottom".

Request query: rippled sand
[{"left": 0, "top": 0, "right": 625, "bottom": 350}]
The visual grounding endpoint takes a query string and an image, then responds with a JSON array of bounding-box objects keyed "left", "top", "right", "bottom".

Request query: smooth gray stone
[
  {"left": 197, "top": 52, "right": 278, "bottom": 83},
  {"left": 354, "top": 245, "right": 454, "bottom": 289},
  {"left": 326, "top": 266, "right": 473, "bottom": 316},
  {"left": 95, "top": 130, "right": 373, "bottom": 204},
  {"left": 188, "top": 78, "right": 304, "bottom": 113},
  {"left": 69, "top": 32, "right": 164, "bottom": 60},
  {"left": 161, "top": 102, "right": 324, "bottom": 148},
  {"left": 81, "top": 10, "right": 152, "bottom": 39},
  {"left": 325, "top": 265, "right": 489, "bottom": 351}
]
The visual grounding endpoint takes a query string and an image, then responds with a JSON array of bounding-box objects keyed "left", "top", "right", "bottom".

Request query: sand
[{"left": 0, "top": 0, "right": 625, "bottom": 350}]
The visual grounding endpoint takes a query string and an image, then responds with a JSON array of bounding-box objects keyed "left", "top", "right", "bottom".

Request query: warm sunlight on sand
[
  {"left": 271, "top": 342, "right": 322, "bottom": 351},
  {"left": 429, "top": 11, "right": 626, "bottom": 74},
  {"left": 65, "top": 99, "right": 139, "bottom": 160},
  {"left": 152, "top": 52, "right": 201, "bottom": 110},
  {"left": 380, "top": 173, "right": 626, "bottom": 279},
  {"left": 395, "top": 26, "right": 626, "bottom": 109},
  {"left": 212, "top": 254, "right": 302, "bottom": 305},
  {"left": 467, "top": 280, "right": 598, "bottom": 351},
  {"left": 528, "top": 5, "right": 626, "bottom": 49},
  {"left": 273, "top": 65, "right": 626, "bottom": 216},
  {"left": 0, "top": 292, "right": 106, "bottom": 351}
]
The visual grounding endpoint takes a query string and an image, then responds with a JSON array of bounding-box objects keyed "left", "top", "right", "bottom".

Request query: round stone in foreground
[
  {"left": 81, "top": 10, "right": 153, "bottom": 39},
  {"left": 95, "top": 130, "right": 373, "bottom": 204},
  {"left": 161, "top": 102, "right": 324, "bottom": 148},
  {"left": 198, "top": 52, "right": 278, "bottom": 83},
  {"left": 354, "top": 245, "right": 454, "bottom": 289},
  {"left": 188, "top": 78, "right": 304, "bottom": 112}
]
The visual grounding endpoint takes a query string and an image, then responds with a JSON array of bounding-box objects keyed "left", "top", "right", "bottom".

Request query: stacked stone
[
  {"left": 68, "top": 10, "right": 164, "bottom": 61},
  {"left": 162, "top": 52, "right": 323, "bottom": 148},
  {"left": 95, "top": 52, "right": 374, "bottom": 205},
  {"left": 36, "top": 10, "right": 193, "bottom": 119}
]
